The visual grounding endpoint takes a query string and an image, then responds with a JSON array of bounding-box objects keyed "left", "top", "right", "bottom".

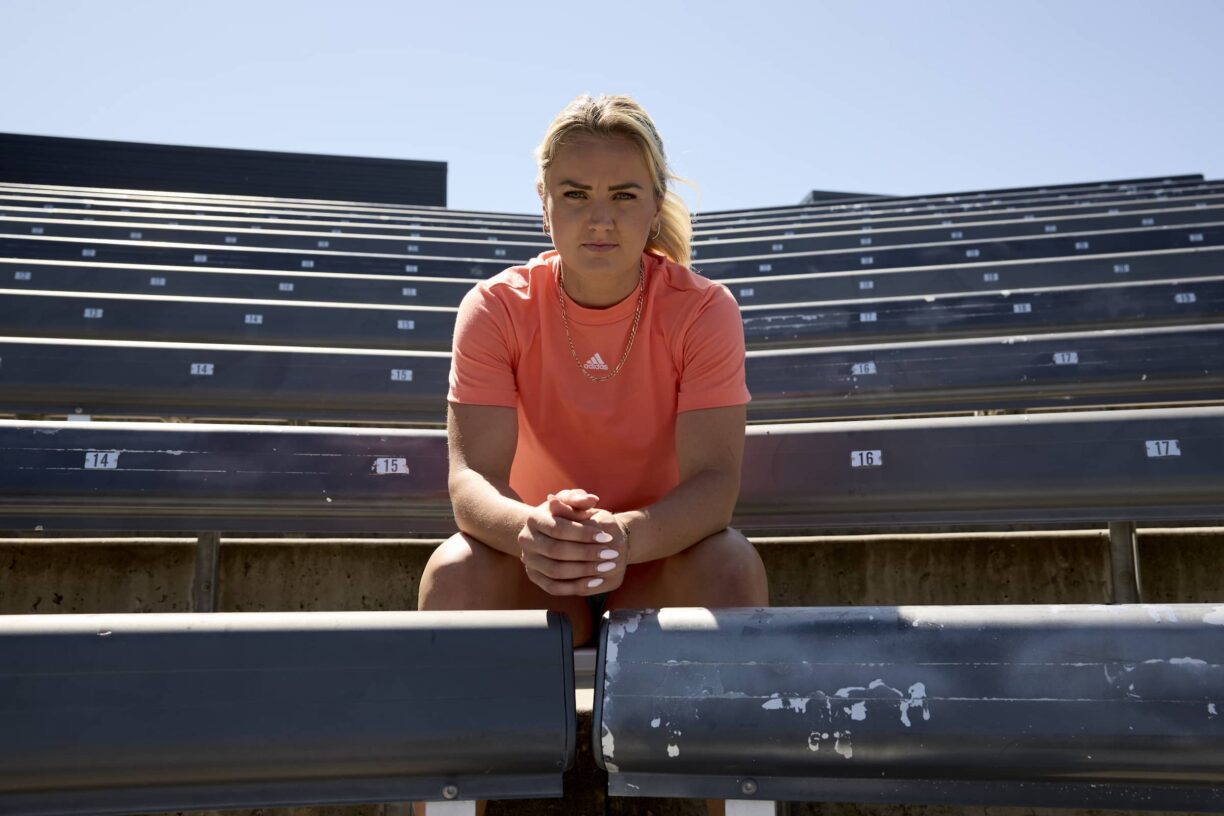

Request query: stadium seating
[{"left": 2, "top": 165, "right": 1223, "bottom": 815}]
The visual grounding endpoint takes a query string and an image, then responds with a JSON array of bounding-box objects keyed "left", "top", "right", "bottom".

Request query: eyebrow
[{"left": 557, "top": 180, "right": 644, "bottom": 192}]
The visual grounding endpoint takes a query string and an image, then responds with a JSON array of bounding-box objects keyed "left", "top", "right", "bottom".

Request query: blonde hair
[{"left": 535, "top": 94, "right": 693, "bottom": 265}]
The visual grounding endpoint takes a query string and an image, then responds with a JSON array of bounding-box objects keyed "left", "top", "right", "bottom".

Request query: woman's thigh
[{"left": 417, "top": 532, "right": 599, "bottom": 645}]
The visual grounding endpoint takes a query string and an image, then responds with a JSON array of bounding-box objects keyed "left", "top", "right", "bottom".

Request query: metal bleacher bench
[
  {"left": 2, "top": 173, "right": 1224, "bottom": 814},
  {"left": 0, "top": 609, "right": 576, "bottom": 815},
  {"left": 2, "top": 406, "right": 1221, "bottom": 614},
  {"left": 593, "top": 605, "right": 1224, "bottom": 814}
]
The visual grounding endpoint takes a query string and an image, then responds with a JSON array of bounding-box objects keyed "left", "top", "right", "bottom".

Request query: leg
[
  {"left": 606, "top": 527, "right": 769, "bottom": 610},
  {"left": 418, "top": 531, "right": 596, "bottom": 644}
]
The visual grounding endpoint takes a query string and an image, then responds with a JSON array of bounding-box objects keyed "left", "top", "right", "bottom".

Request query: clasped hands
[{"left": 517, "top": 488, "right": 627, "bottom": 596}]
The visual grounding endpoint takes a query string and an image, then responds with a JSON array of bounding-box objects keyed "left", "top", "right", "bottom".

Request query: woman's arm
[
  {"left": 613, "top": 403, "right": 746, "bottom": 564},
  {"left": 447, "top": 402, "right": 530, "bottom": 556},
  {"left": 448, "top": 402, "right": 623, "bottom": 589}
]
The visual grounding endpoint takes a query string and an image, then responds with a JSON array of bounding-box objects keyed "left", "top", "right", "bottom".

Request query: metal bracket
[
  {"left": 192, "top": 531, "right": 220, "bottom": 612},
  {"left": 415, "top": 802, "right": 477, "bottom": 815},
  {"left": 1107, "top": 521, "right": 1141, "bottom": 603},
  {"left": 727, "top": 801, "right": 778, "bottom": 816}
]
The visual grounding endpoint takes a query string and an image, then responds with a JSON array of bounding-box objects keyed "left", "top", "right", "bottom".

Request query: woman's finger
[
  {"left": 552, "top": 489, "right": 600, "bottom": 510},
  {"left": 524, "top": 529, "right": 622, "bottom": 565},
  {"left": 533, "top": 512, "right": 616, "bottom": 546},
  {"left": 521, "top": 551, "right": 605, "bottom": 580},
  {"left": 525, "top": 567, "right": 614, "bottom": 597}
]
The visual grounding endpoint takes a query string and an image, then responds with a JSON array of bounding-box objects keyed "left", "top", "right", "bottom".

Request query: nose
[{"left": 587, "top": 200, "right": 613, "bottom": 231}]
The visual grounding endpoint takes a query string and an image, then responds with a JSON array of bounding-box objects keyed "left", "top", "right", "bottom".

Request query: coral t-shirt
[{"left": 447, "top": 249, "right": 750, "bottom": 512}]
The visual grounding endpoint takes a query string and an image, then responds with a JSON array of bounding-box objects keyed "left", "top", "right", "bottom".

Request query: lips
[{"left": 583, "top": 243, "right": 618, "bottom": 253}]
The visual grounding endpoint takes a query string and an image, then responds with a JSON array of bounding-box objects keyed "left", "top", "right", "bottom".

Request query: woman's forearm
[
  {"left": 449, "top": 467, "right": 533, "bottom": 557},
  {"left": 614, "top": 468, "right": 739, "bottom": 565}
]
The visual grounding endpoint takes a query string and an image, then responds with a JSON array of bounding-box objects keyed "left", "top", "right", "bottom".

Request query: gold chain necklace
[{"left": 558, "top": 259, "right": 645, "bottom": 383}]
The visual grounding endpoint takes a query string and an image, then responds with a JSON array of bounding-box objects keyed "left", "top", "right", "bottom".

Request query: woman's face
[{"left": 540, "top": 132, "right": 661, "bottom": 280}]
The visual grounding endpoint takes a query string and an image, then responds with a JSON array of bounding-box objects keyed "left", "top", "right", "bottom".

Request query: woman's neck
[{"left": 559, "top": 258, "right": 641, "bottom": 309}]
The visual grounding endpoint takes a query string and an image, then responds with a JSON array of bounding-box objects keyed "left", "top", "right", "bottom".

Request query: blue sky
[{"left": 2, "top": 0, "right": 1221, "bottom": 214}]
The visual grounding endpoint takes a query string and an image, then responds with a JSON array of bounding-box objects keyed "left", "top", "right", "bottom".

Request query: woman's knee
[
  {"left": 674, "top": 528, "right": 769, "bottom": 606},
  {"left": 418, "top": 532, "right": 519, "bottom": 610}
]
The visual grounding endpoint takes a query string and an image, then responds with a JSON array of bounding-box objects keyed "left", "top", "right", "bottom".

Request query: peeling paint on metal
[
  {"left": 834, "top": 730, "right": 854, "bottom": 759},
  {"left": 1146, "top": 605, "right": 1180, "bottom": 623},
  {"left": 807, "top": 730, "right": 854, "bottom": 759},
  {"left": 761, "top": 693, "right": 810, "bottom": 713},
  {"left": 601, "top": 724, "right": 618, "bottom": 773},
  {"left": 900, "top": 682, "right": 930, "bottom": 727}
]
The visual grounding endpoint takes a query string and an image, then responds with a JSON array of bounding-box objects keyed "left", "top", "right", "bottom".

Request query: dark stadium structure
[{"left": 1, "top": 134, "right": 1221, "bottom": 815}]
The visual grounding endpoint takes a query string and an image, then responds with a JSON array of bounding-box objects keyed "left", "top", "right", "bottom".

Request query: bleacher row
[
  {"left": 1, "top": 171, "right": 1223, "bottom": 814},
  {"left": 5, "top": 605, "right": 1223, "bottom": 815}
]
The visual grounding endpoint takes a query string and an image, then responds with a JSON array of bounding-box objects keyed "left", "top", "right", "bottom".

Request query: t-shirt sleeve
[
  {"left": 447, "top": 283, "right": 519, "bottom": 408},
  {"left": 676, "top": 284, "right": 752, "bottom": 413}
]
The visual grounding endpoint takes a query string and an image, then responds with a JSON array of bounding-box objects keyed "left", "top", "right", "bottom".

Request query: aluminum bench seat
[
  {"left": 0, "top": 287, "right": 459, "bottom": 351},
  {"left": 3, "top": 269, "right": 1221, "bottom": 354},
  {"left": 6, "top": 244, "right": 1222, "bottom": 310},
  {"left": 2, "top": 407, "right": 1221, "bottom": 535},
  {"left": 740, "top": 274, "right": 1224, "bottom": 348},
  {"left": 594, "top": 605, "right": 1224, "bottom": 813},
  {"left": 723, "top": 245, "right": 1224, "bottom": 306},
  {"left": 2, "top": 219, "right": 1220, "bottom": 284},
  {"left": 2, "top": 323, "right": 1222, "bottom": 425},
  {"left": 0, "top": 234, "right": 511, "bottom": 281},
  {"left": 693, "top": 195, "right": 1223, "bottom": 260},
  {"left": 734, "top": 406, "right": 1224, "bottom": 532},
  {"left": 1, "top": 175, "right": 1198, "bottom": 237},
  {"left": 693, "top": 221, "right": 1224, "bottom": 281},
  {"left": 0, "top": 256, "right": 477, "bottom": 308},
  {"left": 0, "top": 609, "right": 575, "bottom": 815},
  {"left": 5, "top": 185, "right": 1220, "bottom": 264},
  {"left": 694, "top": 181, "right": 1218, "bottom": 240}
]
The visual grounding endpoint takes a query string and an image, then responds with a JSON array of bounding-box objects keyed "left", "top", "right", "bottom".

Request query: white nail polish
[
  {"left": 597, "top": 561, "right": 616, "bottom": 573},
  {"left": 594, "top": 532, "right": 613, "bottom": 543},
  {"left": 599, "top": 549, "right": 618, "bottom": 560},
  {"left": 587, "top": 578, "right": 604, "bottom": 588}
]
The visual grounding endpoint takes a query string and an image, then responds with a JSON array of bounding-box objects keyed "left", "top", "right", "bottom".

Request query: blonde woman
[{"left": 416, "top": 94, "right": 768, "bottom": 815}]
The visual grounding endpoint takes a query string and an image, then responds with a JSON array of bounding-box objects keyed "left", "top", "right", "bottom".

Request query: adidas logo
[{"left": 583, "top": 352, "right": 609, "bottom": 371}]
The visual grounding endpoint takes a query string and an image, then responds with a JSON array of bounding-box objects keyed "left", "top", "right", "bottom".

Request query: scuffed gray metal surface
[
  {"left": 736, "top": 406, "right": 1224, "bottom": 531},
  {"left": 0, "top": 610, "right": 575, "bottom": 815},
  {"left": 595, "top": 605, "right": 1224, "bottom": 811}
]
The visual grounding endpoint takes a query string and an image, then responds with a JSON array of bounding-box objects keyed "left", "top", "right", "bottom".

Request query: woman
[{"left": 419, "top": 94, "right": 768, "bottom": 649}]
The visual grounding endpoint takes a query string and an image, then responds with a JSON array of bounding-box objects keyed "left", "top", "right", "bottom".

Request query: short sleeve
[
  {"left": 447, "top": 283, "right": 519, "bottom": 408},
  {"left": 676, "top": 284, "right": 752, "bottom": 413}
]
